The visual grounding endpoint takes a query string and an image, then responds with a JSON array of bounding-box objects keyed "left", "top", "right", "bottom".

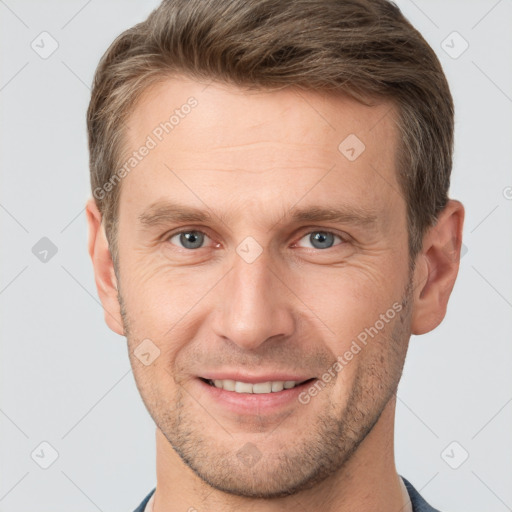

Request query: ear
[
  {"left": 85, "top": 197, "right": 125, "bottom": 336},
  {"left": 410, "top": 199, "right": 465, "bottom": 335}
]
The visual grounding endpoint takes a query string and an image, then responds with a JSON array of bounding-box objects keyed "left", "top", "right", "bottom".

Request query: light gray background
[{"left": 1, "top": 1, "right": 511, "bottom": 511}]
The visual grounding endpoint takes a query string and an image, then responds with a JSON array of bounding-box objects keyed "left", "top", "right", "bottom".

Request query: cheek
[
  {"left": 121, "top": 238, "right": 405, "bottom": 347},
  {"left": 121, "top": 255, "right": 202, "bottom": 318},
  {"left": 120, "top": 258, "right": 220, "bottom": 370},
  {"left": 293, "top": 262, "right": 401, "bottom": 343}
]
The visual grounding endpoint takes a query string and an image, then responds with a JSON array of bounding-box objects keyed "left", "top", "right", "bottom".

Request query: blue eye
[
  {"left": 168, "top": 230, "right": 210, "bottom": 250},
  {"left": 296, "top": 231, "right": 343, "bottom": 250},
  {"left": 166, "top": 229, "right": 344, "bottom": 251}
]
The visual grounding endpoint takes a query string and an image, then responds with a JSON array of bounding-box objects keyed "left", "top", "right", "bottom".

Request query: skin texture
[{"left": 87, "top": 76, "right": 465, "bottom": 512}]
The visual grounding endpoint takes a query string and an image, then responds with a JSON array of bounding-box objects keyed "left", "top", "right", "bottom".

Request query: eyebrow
[{"left": 138, "top": 200, "right": 380, "bottom": 231}]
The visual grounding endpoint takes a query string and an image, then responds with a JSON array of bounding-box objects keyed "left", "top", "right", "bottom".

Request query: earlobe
[
  {"left": 85, "top": 198, "right": 125, "bottom": 336},
  {"left": 410, "top": 199, "right": 465, "bottom": 336}
]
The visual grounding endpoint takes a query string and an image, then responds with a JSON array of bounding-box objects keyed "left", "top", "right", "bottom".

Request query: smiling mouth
[{"left": 199, "top": 377, "right": 316, "bottom": 394}]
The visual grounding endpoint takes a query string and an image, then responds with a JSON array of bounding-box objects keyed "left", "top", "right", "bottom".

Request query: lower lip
[{"left": 196, "top": 378, "right": 317, "bottom": 415}]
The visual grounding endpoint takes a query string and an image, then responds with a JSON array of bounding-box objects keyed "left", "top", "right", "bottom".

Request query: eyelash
[{"left": 164, "top": 227, "right": 348, "bottom": 251}]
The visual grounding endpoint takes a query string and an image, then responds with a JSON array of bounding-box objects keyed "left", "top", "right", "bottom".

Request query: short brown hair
[{"left": 87, "top": 0, "right": 454, "bottom": 267}]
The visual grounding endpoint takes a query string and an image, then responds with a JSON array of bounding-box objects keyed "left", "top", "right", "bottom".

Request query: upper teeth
[{"left": 210, "top": 379, "right": 302, "bottom": 393}]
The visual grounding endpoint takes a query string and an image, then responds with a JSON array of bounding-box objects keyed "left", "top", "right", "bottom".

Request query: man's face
[{"left": 115, "top": 77, "right": 414, "bottom": 497}]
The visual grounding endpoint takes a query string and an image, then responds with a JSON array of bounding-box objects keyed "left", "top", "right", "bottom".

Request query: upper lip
[{"left": 198, "top": 372, "right": 315, "bottom": 384}]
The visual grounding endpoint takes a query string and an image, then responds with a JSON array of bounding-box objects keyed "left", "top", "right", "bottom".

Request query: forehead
[
  {"left": 126, "top": 76, "right": 397, "bottom": 154},
  {"left": 119, "top": 76, "right": 403, "bottom": 229}
]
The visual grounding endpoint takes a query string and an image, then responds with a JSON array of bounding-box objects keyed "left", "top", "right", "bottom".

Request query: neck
[{"left": 151, "top": 394, "right": 411, "bottom": 512}]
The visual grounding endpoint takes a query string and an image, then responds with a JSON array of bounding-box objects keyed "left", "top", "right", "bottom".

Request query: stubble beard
[{"left": 118, "top": 268, "right": 415, "bottom": 499}]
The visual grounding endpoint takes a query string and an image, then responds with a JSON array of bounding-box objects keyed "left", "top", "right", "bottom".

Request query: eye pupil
[
  {"left": 180, "top": 231, "right": 204, "bottom": 249},
  {"left": 310, "top": 231, "right": 335, "bottom": 249},
  {"left": 172, "top": 230, "right": 340, "bottom": 251}
]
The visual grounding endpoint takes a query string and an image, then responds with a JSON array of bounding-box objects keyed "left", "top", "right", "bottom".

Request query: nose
[{"left": 212, "top": 248, "right": 296, "bottom": 351}]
